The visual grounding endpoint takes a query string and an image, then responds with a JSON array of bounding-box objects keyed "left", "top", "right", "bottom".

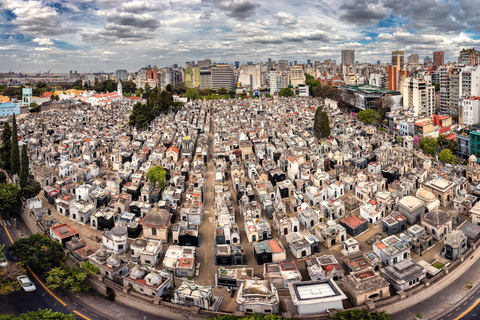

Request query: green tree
[
  {"left": 147, "top": 165, "right": 167, "bottom": 191},
  {"left": 433, "top": 81, "right": 440, "bottom": 92},
  {"left": 0, "top": 244, "right": 26, "bottom": 296},
  {"left": 19, "top": 145, "right": 28, "bottom": 189},
  {"left": 438, "top": 148, "right": 456, "bottom": 164},
  {"left": 10, "top": 114, "right": 20, "bottom": 175},
  {"left": 217, "top": 87, "right": 228, "bottom": 95},
  {"left": 0, "top": 308, "right": 75, "bottom": 320},
  {"left": 185, "top": 88, "right": 200, "bottom": 101},
  {"left": 81, "top": 261, "right": 100, "bottom": 275},
  {"left": 46, "top": 264, "right": 89, "bottom": 293},
  {"left": 9, "top": 234, "right": 65, "bottom": 272},
  {"left": 357, "top": 109, "right": 376, "bottom": 124},
  {"left": 278, "top": 88, "right": 293, "bottom": 97},
  {"left": 0, "top": 183, "right": 20, "bottom": 213},
  {"left": 319, "top": 111, "right": 330, "bottom": 138},
  {"left": 419, "top": 137, "right": 438, "bottom": 156},
  {"left": 20, "top": 181, "right": 41, "bottom": 199},
  {"left": 437, "top": 134, "right": 447, "bottom": 148},
  {"left": 332, "top": 309, "right": 390, "bottom": 320},
  {"left": 305, "top": 73, "right": 320, "bottom": 94},
  {"left": 313, "top": 107, "right": 323, "bottom": 139},
  {"left": 165, "top": 84, "right": 172, "bottom": 92},
  {"left": 121, "top": 81, "right": 137, "bottom": 94},
  {"left": 0, "top": 121, "right": 12, "bottom": 171},
  {"left": 0, "top": 172, "right": 6, "bottom": 184}
]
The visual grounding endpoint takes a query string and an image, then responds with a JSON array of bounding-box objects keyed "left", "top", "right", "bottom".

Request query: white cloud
[{"left": 32, "top": 37, "right": 54, "bottom": 46}]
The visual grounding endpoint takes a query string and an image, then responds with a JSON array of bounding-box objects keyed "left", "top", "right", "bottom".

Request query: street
[{"left": 0, "top": 215, "right": 173, "bottom": 320}]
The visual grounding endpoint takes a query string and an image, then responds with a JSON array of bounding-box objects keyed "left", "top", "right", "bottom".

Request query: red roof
[
  {"left": 50, "top": 223, "right": 78, "bottom": 239},
  {"left": 167, "top": 146, "right": 179, "bottom": 153}
]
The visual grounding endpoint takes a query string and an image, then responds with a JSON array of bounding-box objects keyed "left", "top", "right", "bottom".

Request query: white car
[{"left": 17, "top": 275, "right": 36, "bottom": 292}]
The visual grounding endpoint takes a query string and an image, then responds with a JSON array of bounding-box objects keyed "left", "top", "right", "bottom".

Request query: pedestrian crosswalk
[{"left": 0, "top": 220, "right": 11, "bottom": 226}]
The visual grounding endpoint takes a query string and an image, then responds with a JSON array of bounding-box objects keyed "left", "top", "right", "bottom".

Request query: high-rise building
[
  {"left": 288, "top": 65, "right": 305, "bottom": 87},
  {"left": 185, "top": 68, "right": 192, "bottom": 88},
  {"left": 115, "top": 69, "right": 128, "bottom": 81},
  {"left": 278, "top": 60, "right": 288, "bottom": 70},
  {"left": 235, "top": 61, "right": 240, "bottom": 69},
  {"left": 146, "top": 67, "right": 157, "bottom": 81},
  {"left": 307, "top": 59, "right": 311, "bottom": 65},
  {"left": 433, "top": 51, "right": 444, "bottom": 66},
  {"left": 392, "top": 51, "right": 404, "bottom": 70},
  {"left": 387, "top": 65, "right": 397, "bottom": 91},
  {"left": 460, "top": 98, "right": 480, "bottom": 125},
  {"left": 424, "top": 56, "right": 432, "bottom": 64},
  {"left": 212, "top": 64, "right": 236, "bottom": 90},
  {"left": 459, "top": 48, "right": 479, "bottom": 66},
  {"left": 198, "top": 59, "right": 212, "bottom": 67},
  {"left": 238, "top": 64, "right": 266, "bottom": 91},
  {"left": 407, "top": 54, "right": 419, "bottom": 65},
  {"left": 269, "top": 71, "right": 288, "bottom": 95},
  {"left": 199, "top": 68, "right": 212, "bottom": 89},
  {"left": 403, "top": 77, "right": 435, "bottom": 116},
  {"left": 341, "top": 50, "right": 355, "bottom": 66}
]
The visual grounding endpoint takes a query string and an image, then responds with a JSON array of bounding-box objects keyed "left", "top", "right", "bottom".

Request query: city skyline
[{"left": 1, "top": 0, "right": 480, "bottom": 72}]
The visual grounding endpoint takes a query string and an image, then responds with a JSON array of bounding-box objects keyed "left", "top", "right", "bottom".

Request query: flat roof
[{"left": 289, "top": 279, "right": 347, "bottom": 305}]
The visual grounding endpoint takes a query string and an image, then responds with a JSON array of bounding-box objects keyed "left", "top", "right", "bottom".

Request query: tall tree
[
  {"left": 319, "top": 111, "right": 331, "bottom": 138},
  {"left": 10, "top": 114, "right": 20, "bottom": 175},
  {"left": 278, "top": 88, "right": 294, "bottom": 97},
  {"left": 19, "top": 144, "right": 28, "bottom": 188},
  {"left": 419, "top": 137, "right": 438, "bottom": 156},
  {"left": 313, "top": 107, "right": 323, "bottom": 139},
  {"left": 438, "top": 149, "right": 456, "bottom": 165},
  {"left": 357, "top": 109, "right": 376, "bottom": 124},
  {"left": 46, "top": 264, "right": 89, "bottom": 293},
  {"left": 185, "top": 88, "right": 200, "bottom": 101},
  {"left": 0, "top": 122, "right": 11, "bottom": 171},
  {"left": 9, "top": 234, "right": 65, "bottom": 272},
  {"left": 0, "top": 183, "right": 20, "bottom": 212},
  {"left": 146, "top": 165, "right": 167, "bottom": 191}
]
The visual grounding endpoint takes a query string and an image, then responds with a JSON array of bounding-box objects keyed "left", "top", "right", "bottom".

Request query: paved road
[
  {"left": 0, "top": 215, "right": 173, "bottom": 320},
  {"left": 433, "top": 288, "right": 480, "bottom": 320}
]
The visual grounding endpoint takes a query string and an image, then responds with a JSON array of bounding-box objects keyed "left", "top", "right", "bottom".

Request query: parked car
[{"left": 17, "top": 275, "right": 36, "bottom": 292}]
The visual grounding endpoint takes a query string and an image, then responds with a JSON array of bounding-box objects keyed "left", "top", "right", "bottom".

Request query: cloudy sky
[{"left": 1, "top": 0, "right": 480, "bottom": 73}]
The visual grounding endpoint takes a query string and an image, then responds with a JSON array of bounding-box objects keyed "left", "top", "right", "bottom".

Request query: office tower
[
  {"left": 278, "top": 60, "right": 288, "bottom": 70},
  {"left": 294, "top": 61, "right": 297, "bottom": 66},
  {"left": 185, "top": 68, "right": 192, "bottom": 88},
  {"left": 307, "top": 59, "right": 311, "bottom": 65},
  {"left": 288, "top": 65, "right": 305, "bottom": 87},
  {"left": 115, "top": 69, "right": 128, "bottom": 81},
  {"left": 403, "top": 77, "right": 435, "bottom": 116},
  {"left": 235, "top": 61, "right": 240, "bottom": 69},
  {"left": 270, "top": 71, "right": 288, "bottom": 95},
  {"left": 433, "top": 51, "right": 444, "bottom": 67},
  {"left": 377, "top": 61, "right": 381, "bottom": 65},
  {"left": 388, "top": 65, "right": 397, "bottom": 91},
  {"left": 407, "top": 54, "right": 419, "bottom": 65},
  {"left": 341, "top": 50, "right": 355, "bottom": 66},
  {"left": 212, "top": 64, "right": 236, "bottom": 90},
  {"left": 391, "top": 51, "right": 404, "bottom": 70},
  {"left": 199, "top": 68, "right": 212, "bottom": 89},
  {"left": 146, "top": 67, "right": 157, "bottom": 80}
]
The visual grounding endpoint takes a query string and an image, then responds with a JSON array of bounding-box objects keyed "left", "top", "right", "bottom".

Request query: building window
[{"left": 152, "top": 228, "right": 157, "bottom": 235}]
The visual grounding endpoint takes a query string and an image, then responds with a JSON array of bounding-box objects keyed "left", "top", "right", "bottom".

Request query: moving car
[{"left": 17, "top": 275, "right": 36, "bottom": 292}]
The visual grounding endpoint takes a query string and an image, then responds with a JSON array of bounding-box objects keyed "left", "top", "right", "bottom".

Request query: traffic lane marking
[
  {"left": 454, "top": 298, "right": 480, "bottom": 320},
  {"left": 26, "top": 266, "right": 67, "bottom": 307},
  {"left": 73, "top": 310, "right": 91, "bottom": 320}
]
